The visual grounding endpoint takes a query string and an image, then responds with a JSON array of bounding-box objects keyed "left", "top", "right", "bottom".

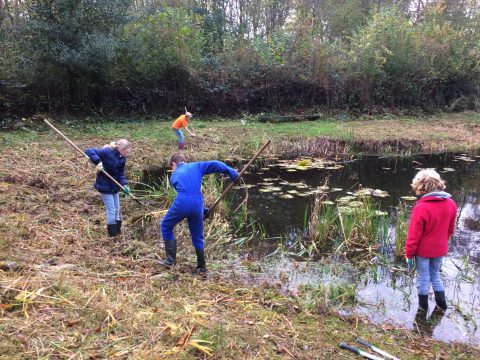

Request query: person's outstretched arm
[
  {"left": 198, "top": 161, "right": 239, "bottom": 181},
  {"left": 184, "top": 126, "right": 196, "bottom": 136}
]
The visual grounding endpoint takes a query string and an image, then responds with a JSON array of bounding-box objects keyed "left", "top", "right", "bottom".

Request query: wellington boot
[
  {"left": 178, "top": 143, "right": 185, "bottom": 150},
  {"left": 116, "top": 220, "right": 122, "bottom": 233},
  {"left": 418, "top": 294, "right": 429, "bottom": 312},
  {"left": 414, "top": 308, "right": 431, "bottom": 335},
  {"left": 158, "top": 240, "right": 176, "bottom": 267},
  {"left": 107, "top": 224, "right": 118, "bottom": 237},
  {"left": 195, "top": 248, "right": 207, "bottom": 273},
  {"left": 434, "top": 291, "right": 447, "bottom": 311}
]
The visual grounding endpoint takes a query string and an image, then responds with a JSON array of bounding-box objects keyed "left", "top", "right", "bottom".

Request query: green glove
[
  {"left": 122, "top": 185, "right": 130, "bottom": 196},
  {"left": 406, "top": 257, "right": 415, "bottom": 272}
]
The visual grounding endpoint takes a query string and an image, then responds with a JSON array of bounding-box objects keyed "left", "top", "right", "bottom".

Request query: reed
[
  {"left": 394, "top": 202, "right": 410, "bottom": 258},
  {"left": 336, "top": 196, "right": 389, "bottom": 256}
]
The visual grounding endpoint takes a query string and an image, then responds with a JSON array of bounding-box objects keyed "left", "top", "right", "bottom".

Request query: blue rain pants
[{"left": 160, "top": 161, "right": 239, "bottom": 250}]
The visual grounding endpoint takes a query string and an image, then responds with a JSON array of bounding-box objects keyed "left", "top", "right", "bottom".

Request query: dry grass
[{"left": 1, "top": 117, "right": 480, "bottom": 358}]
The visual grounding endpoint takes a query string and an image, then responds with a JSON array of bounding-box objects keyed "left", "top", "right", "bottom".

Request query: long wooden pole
[
  {"left": 43, "top": 118, "right": 143, "bottom": 206},
  {"left": 206, "top": 139, "right": 271, "bottom": 218}
]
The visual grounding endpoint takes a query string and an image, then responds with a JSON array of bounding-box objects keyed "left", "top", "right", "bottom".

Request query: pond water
[
  {"left": 143, "top": 152, "right": 480, "bottom": 346},
  {"left": 228, "top": 152, "right": 480, "bottom": 346}
]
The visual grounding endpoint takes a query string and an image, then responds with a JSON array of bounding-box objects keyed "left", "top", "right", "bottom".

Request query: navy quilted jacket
[{"left": 85, "top": 146, "right": 127, "bottom": 194}]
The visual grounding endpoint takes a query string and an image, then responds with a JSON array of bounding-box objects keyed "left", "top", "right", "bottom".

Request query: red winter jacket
[{"left": 405, "top": 194, "right": 457, "bottom": 258}]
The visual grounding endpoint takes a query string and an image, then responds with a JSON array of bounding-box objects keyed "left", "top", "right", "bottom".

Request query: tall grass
[
  {"left": 307, "top": 194, "right": 338, "bottom": 251},
  {"left": 306, "top": 194, "right": 389, "bottom": 258},
  {"left": 337, "top": 197, "right": 389, "bottom": 255}
]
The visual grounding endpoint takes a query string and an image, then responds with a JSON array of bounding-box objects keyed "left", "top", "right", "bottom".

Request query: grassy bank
[{"left": 1, "top": 113, "right": 480, "bottom": 358}]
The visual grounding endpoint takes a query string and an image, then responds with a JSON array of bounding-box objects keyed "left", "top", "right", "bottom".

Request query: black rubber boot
[
  {"left": 418, "top": 294, "right": 429, "bottom": 312},
  {"left": 107, "top": 224, "right": 118, "bottom": 237},
  {"left": 158, "top": 240, "right": 176, "bottom": 267},
  {"left": 195, "top": 248, "right": 207, "bottom": 273},
  {"left": 434, "top": 291, "right": 447, "bottom": 311},
  {"left": 116, "top": 220, "right": 122, "bottom": 233}
]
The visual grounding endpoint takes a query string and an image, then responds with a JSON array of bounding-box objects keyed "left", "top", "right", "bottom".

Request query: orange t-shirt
[{"left": 172, "top": 115, "right": 188, "bottom": 130}]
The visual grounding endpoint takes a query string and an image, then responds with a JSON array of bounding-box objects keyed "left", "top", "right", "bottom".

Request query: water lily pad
[
  {"left": 278, "top": 193, "right": 294, "bottom": 199},
  {"left": 259, "top": 188, "right": 274, "bottom": 193},
  {"left": 263, "top": 178, "right": 276, "bottom": 181},
  {"left": 321, "top": 201, "right": 335, "bottom": 205},
  {"left": 259, "top": 182, "right": 275, "bottom": 186},
  {"left": 233, "top": 184, "right": 255, "bottom": 189},
  {"left": 454, "top": 156, "right": 475, "bottom": 162},
  {"left": 443, "top": 168, "right": 455, "bottom": 172},
  {"left": 287, "top": 190, "right": 299, "bottom": 194},
  {"left": 374, "top": 210, "right": 388, "bottom": 216},
  {"left": 293, "top": 183, "right": 309, "bottom": 189},
  {"left": 401, "top": 196, "right": 417, "bottom": 201},
  {"left": 382, "top": 167, "right": 391, "bottom": 170},
  {"left": 330, "top": 188, "right": 343, "bottom": 192},
  {"left": 348, "top": 201, "right": 364, "bottom": 207},
  {"left": 336, "top": 196, "right": 356, "bottom": 204},
  {"left": 297, "top": 159, "right": 311, "bottom": 167},
  {"left": 355, "top": 188, "right": 389, "bottom": 198},
  {"left": 286, "top": 169, "right": 297, "bottom": 172},
  {"left": 296, "top": 166, "right": 309, "bottom": 170}
]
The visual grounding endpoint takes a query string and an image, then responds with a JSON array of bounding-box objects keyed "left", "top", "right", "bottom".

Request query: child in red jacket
[{"left": 405, "top": 169, "right": 457, "bottom": 312}]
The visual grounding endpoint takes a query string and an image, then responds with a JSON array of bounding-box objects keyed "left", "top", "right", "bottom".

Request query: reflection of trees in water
[
  {"left": 458, "top": 193, "right": 480, "bottom": 231},
  {"left": 450, "top": 192, "right": 480, "bottom": 263},
  {"left": 450, "top": 233, "right": 480, "bottom": 264},
  {"left": 463, "top": 217, "right": 480, "bottom": 231}
]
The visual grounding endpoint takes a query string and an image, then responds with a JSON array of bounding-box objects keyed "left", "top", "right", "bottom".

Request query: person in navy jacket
[
  {"left": 405, "top": 169, "right": 457, "bottom": 313},
  {"left": 159, "top": 153, "right": 239, "bottom": 272},
  {"left": 85, "top": 139, "right": 132, "bottom": 237}
]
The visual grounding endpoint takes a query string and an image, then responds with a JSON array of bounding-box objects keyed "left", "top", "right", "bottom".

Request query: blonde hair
[
  {"left": 411, "top": 169, "right": 446, "bottom": 195},
  {"left": 104, "top": 139, "right": 132, "bottom": 151}
]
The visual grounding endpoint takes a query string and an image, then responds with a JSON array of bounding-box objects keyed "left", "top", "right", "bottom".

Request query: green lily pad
[{"left": 401, "top": 196, "right": 417, "bottom": 201}]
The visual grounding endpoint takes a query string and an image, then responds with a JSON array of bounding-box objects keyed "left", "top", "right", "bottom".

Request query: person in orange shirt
[{"left": 172, "top": 111, "right": 196, "bottom": 150}]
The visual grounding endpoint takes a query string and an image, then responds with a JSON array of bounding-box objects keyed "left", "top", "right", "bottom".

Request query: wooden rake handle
[
  {"left": 206, "top": 139, "right": 271, "bottom": 217},
  {"left": 43, "top": 118, "right": 143, "bottom": 206}
]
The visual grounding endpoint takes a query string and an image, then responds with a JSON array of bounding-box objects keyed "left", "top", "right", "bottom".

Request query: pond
[
  {"left": 142, "top": 152, "right": 480, "bottom": 346},
  {"left": 228, "top": 152, "right": 480, "bottom": 346}
]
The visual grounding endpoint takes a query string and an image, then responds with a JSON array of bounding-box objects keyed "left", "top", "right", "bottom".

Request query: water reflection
[{"left": 230, "top": 152, "right": 480, "bottom": 345}]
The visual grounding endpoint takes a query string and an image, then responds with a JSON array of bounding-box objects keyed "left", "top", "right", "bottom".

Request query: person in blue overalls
[
  {"left": 85, "top": 139, "right": 132, "bottom": 237},
  {"left": 159, "top": 153, "right": 239, "bottom": 272}
]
